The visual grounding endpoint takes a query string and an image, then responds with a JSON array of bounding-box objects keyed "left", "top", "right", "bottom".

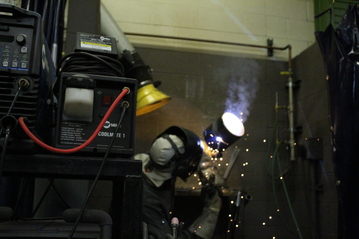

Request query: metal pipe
[
  {"left": 124, "top": 32, "right": 291, "bottom": 51},
  {"left": 287, "top": 46, "right": 295, "bottom": 161},
  {"left": 63, "top": 208, "right": 113, "bottom": 239},
  {"left": 331, "top": 0, "right": 359, "bottom": 4}
]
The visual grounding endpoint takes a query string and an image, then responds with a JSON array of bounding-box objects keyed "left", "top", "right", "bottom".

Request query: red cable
[{"left": 18, "top": 88, "right": 129, "bottom": 154}]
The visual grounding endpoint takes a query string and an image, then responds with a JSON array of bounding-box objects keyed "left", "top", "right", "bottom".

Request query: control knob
[{"left": 16, "top": 34, "right": 26, "bottom": 45}]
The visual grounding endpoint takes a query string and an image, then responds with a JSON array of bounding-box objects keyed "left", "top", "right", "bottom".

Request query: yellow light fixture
[
  {"left": 101, "top": 3, "right": 171, "bottom": 116},
  {"left": 136, "top": 83, "right": 171, "bottom": 116}
]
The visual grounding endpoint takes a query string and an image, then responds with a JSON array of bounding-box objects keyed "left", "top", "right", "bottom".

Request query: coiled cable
[{"left": 56, "top": 52, "right": 124, "bottom": 77}]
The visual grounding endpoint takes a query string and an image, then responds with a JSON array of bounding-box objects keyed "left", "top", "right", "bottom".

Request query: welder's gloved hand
[
  {"left": 187, "top": 183, "right": 222, "bottom": 239},
  {"left": 198, "top": 153, "right": 225, "bottom": 187},
  {"left": 201, "top": 183, "right": 222, "bottom": 212}
]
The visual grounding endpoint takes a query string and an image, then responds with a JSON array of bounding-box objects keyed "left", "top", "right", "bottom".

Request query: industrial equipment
[
  {"left": 52, "top": 32, "right": 137, "bottom": 156},
  {"left": 0, "top": 3, "right": 54, "bottom": 151}
]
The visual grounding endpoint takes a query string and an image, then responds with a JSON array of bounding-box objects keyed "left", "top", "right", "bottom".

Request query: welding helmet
[{"left": 148, "top": 126, "right": 203, "bottom": 181}]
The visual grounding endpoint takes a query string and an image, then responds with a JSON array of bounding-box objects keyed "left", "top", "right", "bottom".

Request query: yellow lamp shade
[{"left": 136, "top": 84, "right": 171, "bottom": 116}]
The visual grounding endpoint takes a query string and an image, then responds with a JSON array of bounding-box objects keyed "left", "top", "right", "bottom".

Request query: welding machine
[
  {"left": 54, "top": 33, "right": 137, "bottom": 156},
  {"left": 0, "top": 4, "right": 54, "bottom": 151},
  {"left": 54, "top": 72, "right": 137, "bottom": 155}
]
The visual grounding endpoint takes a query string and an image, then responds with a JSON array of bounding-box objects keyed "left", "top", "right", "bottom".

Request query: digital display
[{"left": 0, "top": 35, "right": 14, "bottom": 42}]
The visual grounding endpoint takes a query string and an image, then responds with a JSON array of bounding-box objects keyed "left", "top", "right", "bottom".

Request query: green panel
[{"left": 314, "top": 0, "right": 355, "bottom": 32}]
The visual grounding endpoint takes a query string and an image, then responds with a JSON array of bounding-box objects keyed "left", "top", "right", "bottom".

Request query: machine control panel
[
  {"left": 0, "top": 32, "right": 31, "bottom": 70},
  {"left": 0, "top": 3, "right": 41, "bottom": 75},
  {"left": 0, "top": 4, "right": 44, "bottom": 150}
]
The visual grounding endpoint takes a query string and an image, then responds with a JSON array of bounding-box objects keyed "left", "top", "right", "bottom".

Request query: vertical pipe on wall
[{"left": 287, "top": 46, "right": 296, "bottom": 161}]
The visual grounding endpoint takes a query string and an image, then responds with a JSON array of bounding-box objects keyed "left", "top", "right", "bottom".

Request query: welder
[{"left": 134, "top": 126, "right": 224, "bottom": 239}]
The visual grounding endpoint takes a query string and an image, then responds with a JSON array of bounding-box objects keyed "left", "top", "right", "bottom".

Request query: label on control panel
[
  {"left": 80, "top": 36, "right": 113, "bottom": 52},
  {"left": 75, "top": 32, "right": 118, "bottom": 57},
  {"left": 59, "top": 122, "right": 87, "bottom": 145},
  {"left": 59, "top": 121, "right": 128, "bottom": 149}
]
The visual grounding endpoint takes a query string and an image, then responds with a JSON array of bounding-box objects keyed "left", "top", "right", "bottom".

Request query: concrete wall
[{"left": 101, "top": 0, "right": 315, "bottom": 59}]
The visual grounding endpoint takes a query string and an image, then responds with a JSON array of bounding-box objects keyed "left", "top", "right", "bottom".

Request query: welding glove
[
  {"left": 187, "top": 183, "right": 222, "bottom": 239},
  {"left": 198, "top": 153, "right": 225, "bottom": 187}
]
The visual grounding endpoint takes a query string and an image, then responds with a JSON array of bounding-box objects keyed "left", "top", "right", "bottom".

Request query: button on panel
[
  {"left": 20, "top": 46, "right": 27, "bottom": 53},
  {"left": 0, "top": 42, "right": 30, "bottom": 70},
  {"left": 21, "top": 62, "right": 27, "bottom": 68}
]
